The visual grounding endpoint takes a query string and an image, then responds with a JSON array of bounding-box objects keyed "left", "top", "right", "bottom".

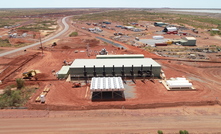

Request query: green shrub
[
  {"left": 157, "top": 130, "right": 163, "bottom": 134},
  {"left": 16, "top": 78, "right": 25, "bottom": 89},
  {"left": 0, "top": 85, "right": 38, "bottom": 109},
  {"left": 179, "top": 130, "right": 189, "bottom": 134},
  {"left": 0, "top": 39, "right": 11, "bottom": 47},
  {"left": 69, "top": 32, "right": 78, "bottom": 37},
  {"left": 179, "top": 130, "right": 184, "bottom": 134},
  {"left": 183, "top": 130, "right": 189, "bottom": 134},
  {"left": 0, "top": 89, "right": 21, "bottom": 108}
]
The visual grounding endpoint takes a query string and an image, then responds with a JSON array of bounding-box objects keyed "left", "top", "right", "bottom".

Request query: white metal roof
[
  {"left": 90, "top": 77, "right": 125, "bottom": 92},
  {"left": 183, "top": 37, "right": 196, "bottom": 40},
  {"left": 155, "top": 22, "right": 164, "bottom": 24},
  {"left": 124, "top": 26, "right": 134, "bottom": 29},
  {"left": 58, "top": 66, "right": 69, "bottom": 75},
  {"left": 70, "top": 58, "right": 161, "bottom": 68},
  {"left": 166, "top": 27, "right": 177, "bottom": 32},
  {"left": 166, "top": 77, "right": 193, "bottom": 89},
  {"left": 96, "top": 54, "right": 144, "bottom": 59}
]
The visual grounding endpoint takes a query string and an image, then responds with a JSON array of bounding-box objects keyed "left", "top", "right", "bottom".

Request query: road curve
[{"left": 0, "top": 16, "right": 70, "bottom": 57}]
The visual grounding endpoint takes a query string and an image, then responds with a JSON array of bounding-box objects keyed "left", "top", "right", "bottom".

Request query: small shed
[{"left": 57, "top": 66, "right": 70, "bottom": 79}]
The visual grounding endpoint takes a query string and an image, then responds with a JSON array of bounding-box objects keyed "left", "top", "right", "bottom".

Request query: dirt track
[{"left": 1, "top": 105, "right": 221, "bottom": 133}]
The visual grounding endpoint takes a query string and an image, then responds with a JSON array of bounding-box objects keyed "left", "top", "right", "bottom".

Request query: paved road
[{"left": 0, "top": 16, "right": 70, "bottom": 57}]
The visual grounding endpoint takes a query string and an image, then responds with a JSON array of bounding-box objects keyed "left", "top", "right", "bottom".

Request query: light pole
[{"left": 39, "top": 31, "right": 43, "bottom": 55}]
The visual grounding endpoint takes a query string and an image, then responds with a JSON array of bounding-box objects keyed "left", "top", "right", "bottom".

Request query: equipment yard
[{"left": 0, "top": 8, "right": 221, "bottom": 133}]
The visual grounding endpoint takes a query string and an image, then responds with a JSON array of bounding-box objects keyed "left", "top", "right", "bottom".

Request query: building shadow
[{"left": 91, "top": 91, "right": 125, "bottom": 102}]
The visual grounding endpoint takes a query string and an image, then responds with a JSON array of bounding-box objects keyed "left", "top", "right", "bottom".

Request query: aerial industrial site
[{"left": 0, "top": 8, "right": 221, "bottom": 133}]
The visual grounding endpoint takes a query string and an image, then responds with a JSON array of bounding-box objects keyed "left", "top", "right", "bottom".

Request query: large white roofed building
[{"left": 69, "top": 58, "right": 161, "bottom": 80}]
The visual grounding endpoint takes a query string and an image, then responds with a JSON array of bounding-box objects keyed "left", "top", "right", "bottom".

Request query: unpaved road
[
  {"left": 0, "top": 105, "right": 221, "bottom": 133},
  {"left": 0, "top": 16, "right": 70, "bottom": 57}
]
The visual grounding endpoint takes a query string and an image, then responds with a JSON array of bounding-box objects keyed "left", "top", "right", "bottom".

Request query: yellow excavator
[{"left": 22, "top": 70, "right": 37, "bottom": 80}]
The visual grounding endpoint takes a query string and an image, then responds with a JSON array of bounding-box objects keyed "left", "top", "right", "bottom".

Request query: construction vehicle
[
  {"left": 72, "top": 82, "right": 81, "bottom": 88},
  {"left": 99, "top": 48, "right": 108, "bottom": 55},
  {"left": 22, "top": 70, "right": 37, "bottom": 80},
  {"left": 52, "top": 42, "right": 57, "bottom": 47}
]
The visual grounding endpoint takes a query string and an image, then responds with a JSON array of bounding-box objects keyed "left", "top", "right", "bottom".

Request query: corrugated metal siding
[
  {"left": 90, "top": 77, "right": 125, "bottom": 92},
  {"left": 96, "top": 54, "right": 144, "bottom": 59}
]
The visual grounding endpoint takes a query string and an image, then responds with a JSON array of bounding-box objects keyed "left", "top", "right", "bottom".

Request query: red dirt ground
[
  {"left": 0, "top": 10, "right": 221, "bottom": 133},
  {"left": 1, "top": 105, "right": 221, "bottom": 133},
  {"left": 0, "top": 17, "right": 221, "bottom": 112}
]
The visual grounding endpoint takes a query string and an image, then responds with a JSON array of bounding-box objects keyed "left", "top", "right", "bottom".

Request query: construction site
[{"left": 0, "top": 8, "right": 221, "bottom": 133}]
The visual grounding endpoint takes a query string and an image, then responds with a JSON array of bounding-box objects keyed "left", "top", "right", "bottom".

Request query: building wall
[
  {"left": 96, "top": 55, "right": 144, "bottom": 59},
  {"left": 69, "top": 66, "right": 161, "bottom": 78},
  {"left": 182, "top": 40, "right": 196, "bottom": 46}
]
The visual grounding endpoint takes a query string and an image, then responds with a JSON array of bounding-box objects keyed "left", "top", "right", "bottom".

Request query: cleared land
[
  {"left": 1, "top": 105, "right": 221, "bottom": 133},
  {"left": 0, "top": 8, "right": 221, "bottom": 133}
]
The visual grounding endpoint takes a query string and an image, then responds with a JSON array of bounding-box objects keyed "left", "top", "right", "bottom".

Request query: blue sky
[{"left": 0, "top": 0, "right": 220, "bottom": 8}]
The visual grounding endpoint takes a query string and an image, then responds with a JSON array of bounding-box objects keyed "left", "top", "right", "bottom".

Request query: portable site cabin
[
  {"left": 103, "top": 21, "right": 111, "bottom": 24},
  {"left": 153, "top": 36, "right": 164, "bottom": 40},
  {"left": 163, "top": 27, "right": 178, "bottom": 34},
  {"left": 88, "top": 28, "right": 95, "bottom": 32},
  {"left": 57, "top": 66, "right": 70, "bottom": 79},
  {"left": 181, "top": 37, "right": 196, "bottom": 46},
  {"left": 166, "top": 77, "right": 193, "bottom": 89},
  {"left": 124, "top": 26, "right": 134, "bottom": 30},
  {"left": 154, "top": 22, "right": 167, "bottom": 27}
]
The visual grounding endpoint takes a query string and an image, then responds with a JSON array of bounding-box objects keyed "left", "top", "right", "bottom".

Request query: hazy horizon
[{"left": 0, "top": 0, "right": 220, "bottom": 8}]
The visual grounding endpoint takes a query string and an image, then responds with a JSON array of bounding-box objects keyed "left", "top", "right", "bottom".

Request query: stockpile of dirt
[
  {"left": 61, "top": 46, "right": 71, "bottom": 49},
  {"left": 56, "top": 37, "right": 86, "bottom": 49},
  {"left": 36, "top": 73, "right": 48, "bottom": 80},
  {"left": 84, "top": 39, "right": 100, "bottom": 47}
]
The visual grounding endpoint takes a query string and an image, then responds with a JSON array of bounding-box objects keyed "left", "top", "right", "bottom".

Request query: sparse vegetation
[
  {"left": 16, "top": 78, "right": 25, "bottom": 89},
  {"left": 73, "top": 10, "right": 221, "bottom": 29},
  {"left": 69, "top": 31, "right": 78, "bottom": 37},
  {"left": 0, "top": 85, "right": 38, "bottom": 109},
  {"left": 179, "top": 130, "right": 189, "bottom": 134},
  {"left": 0, "top": 39, "right": 11, "bottom": 47},
  {"left": 210, "top": 30, "right": 221, "bottom": 36},
  {"left": 157, "top": 130, "right": 163, "bottom": 134},
  {"left": 18, "top": 19, "right": 57, "bottom": 32}
]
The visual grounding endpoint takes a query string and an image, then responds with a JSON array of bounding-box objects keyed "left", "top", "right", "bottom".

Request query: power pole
[
  {"left": 39, "top": 31, "right": 43, "bottom": 55},
  {"left": 86, "top": 44, "right": 89, "bottom": 57}
]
